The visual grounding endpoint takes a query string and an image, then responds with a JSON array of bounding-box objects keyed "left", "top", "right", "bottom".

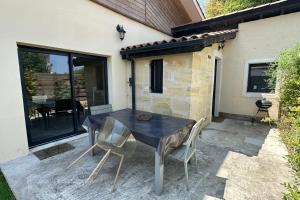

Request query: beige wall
[
  {"left": 130, "top": 45, "right": 219, "bottom": 126},
  {"left": 221, "top": 12, "right": 300, "bottom": 119},
  {"left": 0, "top": 0, "right": 170, "bottom": 162},
  {"left": 190, "top": 45, "right": 219, "bottom": 124}
]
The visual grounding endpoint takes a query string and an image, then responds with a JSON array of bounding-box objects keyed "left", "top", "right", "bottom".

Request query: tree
[
  {"left": 22, "top": 52, "right": 52, "bottom": 99},
  {"left": 268, "top": 44, "right": 300, "bottom": 109},
  {"left": 205, "top": 0, "right": 279, "bottom": 18},
  {"left": 54, "top": 79, "right": 71, "bottom": 100},
  {"left": 24, "top": 68, "right": 37, "bottom": 97},
  {"left": 23, "top": 52, "right": 51, "bottom": 73}
]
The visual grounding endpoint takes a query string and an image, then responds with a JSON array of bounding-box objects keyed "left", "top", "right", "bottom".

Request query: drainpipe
[{"left": 130, "top": 59, "right": 136, "bottom": 110}]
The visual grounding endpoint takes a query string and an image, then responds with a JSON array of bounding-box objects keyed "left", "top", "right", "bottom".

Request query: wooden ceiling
[{"left": 92, "top": 0, "right": 203, "bottom": 35}]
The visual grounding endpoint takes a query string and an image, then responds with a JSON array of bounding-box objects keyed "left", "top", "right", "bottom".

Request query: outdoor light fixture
[
  {"left": 218, "top": 41, "right": 225, "bottom": 50},
  {"left": 116, "top": 24, "right": 126, "bottom": 41}
]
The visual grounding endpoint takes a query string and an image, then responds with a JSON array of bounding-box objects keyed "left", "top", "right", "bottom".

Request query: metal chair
[
  {"left": 90, "top": 104, "right": 112, "bottom": 115},
  {"left": 168, "top": 117, "right": 206, "bottom": 190},
  {"left": 67, "top": 117, "right": 132, "bottom": 191},
  {"left": 90, "top": 104, "right": 113, "bottom": 142}
]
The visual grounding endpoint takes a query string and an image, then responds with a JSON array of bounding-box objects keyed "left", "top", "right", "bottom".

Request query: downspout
[{"left": 130, "top": 59, "right": 136, "bottom": 110}]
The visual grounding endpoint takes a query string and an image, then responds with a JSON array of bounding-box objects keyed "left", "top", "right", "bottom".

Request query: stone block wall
[
  {"left": 131, "top": 53, "right": 193, "bottom": 118},
  {"left": 127, "top": 44, "right": 218, "bottom": 123},
  {"left": 190, "top": 45, "right": 218, "bottom": 124}
]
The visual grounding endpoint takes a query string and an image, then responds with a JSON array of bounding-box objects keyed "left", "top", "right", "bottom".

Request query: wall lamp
[
  {"left": 116, "top": 24, "right": 126, "bottom": 41},
  {"left": 218, "top": 41, "right": 225, "bottom": 50}
]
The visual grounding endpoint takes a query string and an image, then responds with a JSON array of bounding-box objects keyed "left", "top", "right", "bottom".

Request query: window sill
[
  {"left": 150, "top": 92, "right": 163, "bottom": 95},
  {"left": 242, "top": 92, "right": 276, "bottom": 98}
]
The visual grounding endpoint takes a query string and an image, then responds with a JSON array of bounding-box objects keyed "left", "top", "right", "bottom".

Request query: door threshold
[{"left": 29, "top": 133, "right": 88, "bottom": 153}]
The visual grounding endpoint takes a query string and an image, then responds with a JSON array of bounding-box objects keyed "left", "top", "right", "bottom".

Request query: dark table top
[{"left": 84, "top": 109, "right": 195, "bottom": 148}]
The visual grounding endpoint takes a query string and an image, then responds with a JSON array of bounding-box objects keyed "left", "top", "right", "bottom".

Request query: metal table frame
[{"left": 85, "top": 109, "right": 194, "bottom": 195}]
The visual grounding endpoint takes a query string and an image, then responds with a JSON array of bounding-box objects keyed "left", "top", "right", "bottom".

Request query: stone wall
[
  {"left": 190, "top": 45, "right": 218, "bottom": 123},
  {"left": 132, "top": 53, "right": 193, "bottom": 118},
  {"left": 129, "top": 44, "right": 218, "bottom": 124}
]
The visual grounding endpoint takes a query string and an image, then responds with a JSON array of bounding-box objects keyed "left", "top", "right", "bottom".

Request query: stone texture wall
[
  {"left": 128, "top": 44, "right": 218, "bottom": 124},
  {"left": 190, "top": 45, "right": 218, "bottom": 123},
  {"left": 131, "top": 53, "right": 193, "bottom": 118}
]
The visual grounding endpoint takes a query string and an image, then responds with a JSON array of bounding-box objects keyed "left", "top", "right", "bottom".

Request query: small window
[
  {"left": 150, "top": 59, "right": 163, "bottom": 93},
  {"left": 247, "top": 63, "right": 273, "bottom": 93}
]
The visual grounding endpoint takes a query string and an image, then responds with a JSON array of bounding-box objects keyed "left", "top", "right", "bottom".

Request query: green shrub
[
  {"left": 283, "top": 183, "right": 300, "bottom": 200},
  {"left": 268, "top": 44, "right": 300, "bottom": 199}
]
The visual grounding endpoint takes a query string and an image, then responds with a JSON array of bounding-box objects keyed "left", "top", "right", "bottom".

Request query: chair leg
[
  {"left": 66, "top": 144, "right": 98, "bottom": 169},
  {"left": 184, "top": 161, "right": 189, "bottom": 191},
  {"left": 112, "top": 155, "right": 124, "bottom": 192},
  {"left": 90, "top": 150, "right": 111, "bottom": 182},
  {"left": 194, "top": 153, "right": 198, "bottom": 173},
  {"left": 86, "top": 149, "right": 111, "bottom": 184}
]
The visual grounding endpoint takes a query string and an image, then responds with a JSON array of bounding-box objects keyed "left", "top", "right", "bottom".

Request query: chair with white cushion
[
  {"left": 168, "top": 117, "right": 206, "bottom": 190},
  {"left": 90, "top": 104, "right": 112, "bottom": 115},
  {"left": 90, "top": 104, "right": 113, "bottom": 141}
]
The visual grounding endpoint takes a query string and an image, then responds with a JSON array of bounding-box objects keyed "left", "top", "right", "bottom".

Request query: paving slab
[{"left": 1, "top": 119, "right": 292, "bottom": 200}]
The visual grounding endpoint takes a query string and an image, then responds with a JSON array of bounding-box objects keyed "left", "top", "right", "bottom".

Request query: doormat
[{"left": 34, "top": 143, "right": 75, "bottom": 160}]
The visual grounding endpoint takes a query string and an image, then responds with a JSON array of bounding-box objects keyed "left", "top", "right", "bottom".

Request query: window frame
[
  {"left": 17, "top": 45, "right": 109, "bottom": 148},
  {"left": 150, "top": 59, "right": 163, "bottom": 94},
  {"left": 242, "top": 58, "right": 275, "bottom": 97}
]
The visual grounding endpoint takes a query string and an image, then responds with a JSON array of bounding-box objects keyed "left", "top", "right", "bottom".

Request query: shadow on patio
[{"left": 0, "top": 119, "right": 291, "bottom": 200}]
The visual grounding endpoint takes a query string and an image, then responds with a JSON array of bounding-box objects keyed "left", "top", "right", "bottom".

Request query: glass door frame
[{"left": 18, "top": 45, "right": 109, "bottom": 148}]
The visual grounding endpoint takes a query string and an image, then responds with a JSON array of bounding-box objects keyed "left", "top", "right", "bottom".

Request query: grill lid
[{"left": 255, "top": 98, "right": 272, "bottom": 109}]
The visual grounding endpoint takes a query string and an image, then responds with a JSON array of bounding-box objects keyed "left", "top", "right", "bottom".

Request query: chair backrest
[
  {"left": 97, "top": 117, "right": 131, "bottom": 147},
  {"left": 32, "top": 95, "right": 48, "bottom": 103},
  {"left": 184, "top": 117, "right": 206, "bottom": 160},
  {"left": 90, "top": 104, "right": 112, "bottom": 115}
]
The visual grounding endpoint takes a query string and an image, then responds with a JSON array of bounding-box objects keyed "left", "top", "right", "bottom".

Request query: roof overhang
[
  {"left": 178, "top": 0, "right": 205, "bottom": 21},
  {"left": 172, "top": 0, "right": 300, "bottom": 37},
  {"left": 120, "top": 29, "right": 238, "bottom": 60}
]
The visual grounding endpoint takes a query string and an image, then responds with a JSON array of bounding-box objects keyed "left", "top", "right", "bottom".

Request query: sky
[
  {"left": 197, "top": 0, "right": 207, "bottom": 10},
  {"left": 50, "top": 55, "right": 69, "bottom": 74}
]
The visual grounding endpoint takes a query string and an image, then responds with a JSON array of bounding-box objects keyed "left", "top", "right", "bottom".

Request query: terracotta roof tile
[{"left": 121, "top": 29, "right": 238, "bottom": 51}]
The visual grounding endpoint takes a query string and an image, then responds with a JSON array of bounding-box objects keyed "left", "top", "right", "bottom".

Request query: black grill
[
  {"left": 255, "top": 99, "right": 272, "bottom": 109},
  {"left": 253, "top": 98, "right": 272, "bottom": 122}
]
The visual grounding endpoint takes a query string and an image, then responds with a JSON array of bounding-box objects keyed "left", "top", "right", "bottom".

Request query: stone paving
[{"left": 1, "top": 119, "right": 292, "bottom": 200}]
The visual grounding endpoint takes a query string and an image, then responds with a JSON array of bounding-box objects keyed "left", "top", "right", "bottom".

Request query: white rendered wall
[
  {"left": 0, "top": 0, "right": 170, "bottom": 162},
  {"left": 221, "top": 12, "right": 300, "bottom": 119}
]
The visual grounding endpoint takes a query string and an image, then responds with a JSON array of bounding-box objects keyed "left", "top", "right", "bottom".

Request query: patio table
[{"left": 82, "top": 108, "right": 195, "bottom": 195}]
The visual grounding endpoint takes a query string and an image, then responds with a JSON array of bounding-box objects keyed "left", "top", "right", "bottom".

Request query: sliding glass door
[
  {"left": 72, "top": 55, "right": 108, "bottom": 131},
  {"left": 18, "top": 47, "right": 108, "bottom": 147}
]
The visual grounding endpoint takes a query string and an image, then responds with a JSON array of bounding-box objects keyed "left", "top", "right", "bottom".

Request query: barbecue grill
[{"left": 255, "top": 98, "right": 272, "bottom": 118}]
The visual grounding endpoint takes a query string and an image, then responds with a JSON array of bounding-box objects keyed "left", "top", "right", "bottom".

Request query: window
[
  {"left": 150, "top": 59, "right": 163, "bottom": 93},
  {"left": 247, "top": 63, "right": 273, "bottom": 93},
  {"left": 18, "top": 46, "right": 108, "bottom": 147}
]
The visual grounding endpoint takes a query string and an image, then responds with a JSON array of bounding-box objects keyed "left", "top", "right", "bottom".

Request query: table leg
[
  {"left": 88, "top": 127, "right": 95, "bottom": 156},
  {"left": 154, "top": 144, "right": 164, "bottom": 195}
]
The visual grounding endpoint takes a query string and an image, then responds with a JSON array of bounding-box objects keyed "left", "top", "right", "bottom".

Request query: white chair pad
[{"left": 169, "top": 144, "right": 195, "bottom": 162}]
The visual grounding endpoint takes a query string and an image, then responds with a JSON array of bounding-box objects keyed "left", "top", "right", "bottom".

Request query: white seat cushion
[{"left": 168, "top": 144, "right": 195, "bottom": 162}]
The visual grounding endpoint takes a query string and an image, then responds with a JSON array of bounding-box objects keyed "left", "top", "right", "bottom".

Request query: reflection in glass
[
  {"left": 73, "top": 56, "right": 107, "bottom": 129},
  {"left": 22, "top": 51, "right": 75, "bottom": 145},
  {"left": 20, "top": 49, "right": 108, "bottom": 147}
]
